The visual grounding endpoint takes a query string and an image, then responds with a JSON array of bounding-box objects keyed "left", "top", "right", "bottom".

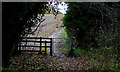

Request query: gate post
[
  {"left": 50, "top": 38, "right": 52, "bottom": 56},
  {"left": 18, "top": 41, "right": 21, "bottom": 51},
  {"left": 52, "top": 38, "right": 54, "bottom": 54},
  {"left": 69, "top": 38, "right": 73, "bottom": 56},
  {"left": 39, "top": 37, "right": 42, "bottom": 54}
]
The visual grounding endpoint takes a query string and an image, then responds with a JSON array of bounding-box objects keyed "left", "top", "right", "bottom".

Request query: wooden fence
[{"left": 18, "top": 37, "right": 52, "bottom": 56}]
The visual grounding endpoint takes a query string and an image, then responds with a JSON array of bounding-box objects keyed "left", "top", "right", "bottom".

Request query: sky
[{"left": 48, "top": 1, "right": 68, "bottom": 14}]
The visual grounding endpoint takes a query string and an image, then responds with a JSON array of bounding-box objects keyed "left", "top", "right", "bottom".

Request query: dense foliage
[
  {"left": 2, "top": 2, "right": 49, "bottom": 67},
  {"left": 62, "top": 2, "right": 120, "bottom": 69}
]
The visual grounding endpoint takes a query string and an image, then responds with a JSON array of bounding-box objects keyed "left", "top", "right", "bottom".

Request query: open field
[{"left": 28, "top": 14, "right": 64, "bottom": 38}]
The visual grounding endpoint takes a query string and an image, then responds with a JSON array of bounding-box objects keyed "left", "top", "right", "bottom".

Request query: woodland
[{"left": 2, "top": 2, "right": 120, "bottom": 71}]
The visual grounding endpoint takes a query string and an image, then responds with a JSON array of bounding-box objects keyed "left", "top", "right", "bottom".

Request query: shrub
[{"left": 73, "top": 47, "right": 85, "bottom": 56}]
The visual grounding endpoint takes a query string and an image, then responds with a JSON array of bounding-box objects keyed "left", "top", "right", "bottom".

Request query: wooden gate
[{"left": 18, "top": 37, "right": 52, "bottom": 56}]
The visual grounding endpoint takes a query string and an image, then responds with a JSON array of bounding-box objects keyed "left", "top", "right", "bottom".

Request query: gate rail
[{"left": 18, "top": 37, "right": 52, "bottom": 56}]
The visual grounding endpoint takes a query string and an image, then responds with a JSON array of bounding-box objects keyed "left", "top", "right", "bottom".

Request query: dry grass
[{"left": 29, "top": 14, "right": 64, "bottom": 38}]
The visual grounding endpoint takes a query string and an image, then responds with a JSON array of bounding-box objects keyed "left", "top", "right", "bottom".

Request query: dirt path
[
  {"left": 48, "top": 27, "right": 64, "bottom": 38},
  {"left": 49, "top": 28, "right": 65, "bottom": 57}
]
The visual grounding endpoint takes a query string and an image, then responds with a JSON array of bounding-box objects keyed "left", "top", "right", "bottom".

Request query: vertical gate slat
[
  {"left": 45, "top": 40, "right": 46, "bottom": 55},
  {"left": 25, "top": 39, "right": 27, "bottom": 50},
  {"left": 40, "top": 37, "right": 42, "bottom": 54},
  {"left": 19, "top": 42, "right": 21, "bottom": 51}
]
